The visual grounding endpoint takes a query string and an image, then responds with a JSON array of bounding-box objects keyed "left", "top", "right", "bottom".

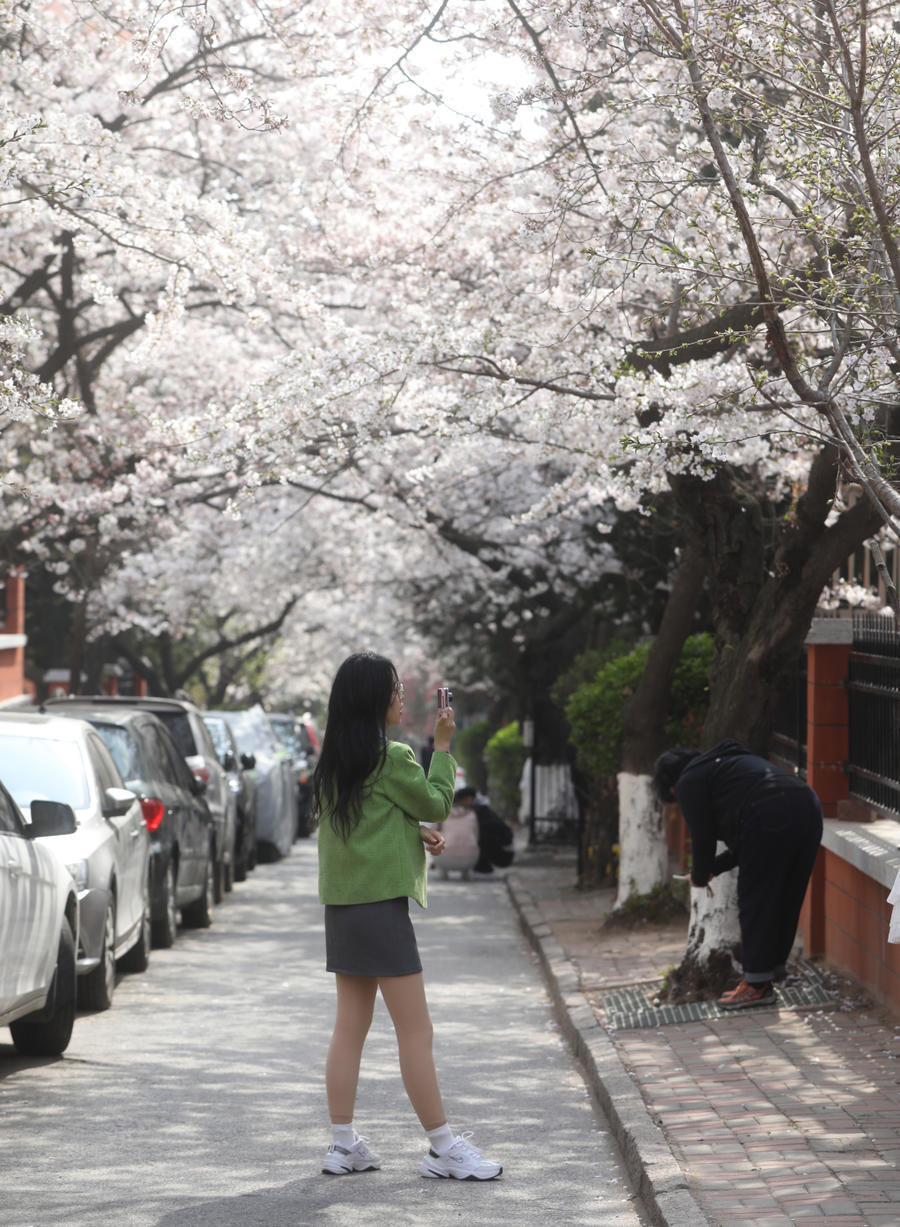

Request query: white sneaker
[
  {"left": 322, "top": 1134, "right": 382, "bottom": 1175},
  {"left": 420, "top": 1132, "right": 502, "bottom": 1180}
]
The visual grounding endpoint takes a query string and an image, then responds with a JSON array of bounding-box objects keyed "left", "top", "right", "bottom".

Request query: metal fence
[
  {"left": 847, "top": 614, "right": 900, "bottom": 817},
  {"left": 771, "top": 653, "right": 808, "bottom": 774},
  {"left": 525, "top": 762, "right": 581, "bottom": 845}
]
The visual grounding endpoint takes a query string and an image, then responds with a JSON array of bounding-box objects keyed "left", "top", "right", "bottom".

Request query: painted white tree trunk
[
  {"left": 685, "top": 861, "right": 742, "bottom": 967},
  {"left": 615, "top": 771, "right": 669, "bottom": 909}
]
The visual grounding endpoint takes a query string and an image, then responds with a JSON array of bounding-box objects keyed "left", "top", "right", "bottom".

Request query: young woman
[{"left": 314, "top": 652, "right": 502, "bottom": 1180}]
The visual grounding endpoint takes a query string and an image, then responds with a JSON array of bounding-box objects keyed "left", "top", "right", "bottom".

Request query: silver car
[
  {"left": 0, "top": 713, "right": 151, "bottom": 1012},
  {"left": 0, "top": 779, "right": 80, "bottom": 1055},
  {"left": 206, "top": 707, "right": 296, "bottom": 859},
  {"left": 47, "top": 695, "right": 235, "bottom": 905}
]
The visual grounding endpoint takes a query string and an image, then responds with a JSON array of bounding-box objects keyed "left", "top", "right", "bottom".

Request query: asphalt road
[{"left": 0, "top": 840, "right": 648, "bottom": 1227}]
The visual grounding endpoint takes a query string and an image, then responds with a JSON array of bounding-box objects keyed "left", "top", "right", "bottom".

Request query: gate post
[
  {"left": 805, "top": 618, "right": 852, "bottom": 818},
  {"left": 799, "top": 618, "right": 852, "bottom": 955}
]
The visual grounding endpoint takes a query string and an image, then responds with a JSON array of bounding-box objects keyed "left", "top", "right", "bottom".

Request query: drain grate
[{"left": 599, "top": 962, "right": 837, "bottom": 1030}]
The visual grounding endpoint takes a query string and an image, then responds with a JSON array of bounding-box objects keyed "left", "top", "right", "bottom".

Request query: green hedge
[
  {"left": 564, "top": 633, "right": 713, "bottom": 778},
  {"left": 454, "top": 719, "right": 491, "bottom": 791},
  {"left": 484, "top": 721, "right": 529, "bottom": 821}
]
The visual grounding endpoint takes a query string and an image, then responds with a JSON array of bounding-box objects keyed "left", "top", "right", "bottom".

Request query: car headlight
[{"left": 66, "top": 860, "right": 90, "bottom": 889}]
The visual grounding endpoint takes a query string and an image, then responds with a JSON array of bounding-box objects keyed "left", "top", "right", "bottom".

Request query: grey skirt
[{"left": 324, "top": 896, "right": 422, "bottom": 977}]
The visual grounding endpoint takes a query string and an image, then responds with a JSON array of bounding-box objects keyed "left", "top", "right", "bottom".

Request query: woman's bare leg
[
  {"left": 378, "top": 973, "right": 446, "bottom": 1132},
  {"left": 326, "top": 974, "right": 378, "bottom": 1124}
]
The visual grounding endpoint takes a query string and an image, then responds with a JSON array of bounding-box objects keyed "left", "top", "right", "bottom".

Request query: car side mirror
[
  {"left": 223, "top": 749, "right": 237, "bottom": 772},
  {"left": 104, "top": 786, "right": 137, "bottom": 818},
  {"left": 240, "top": 753, "right": 256, "bottom": 770},
  {"left": 28, "top": 800, "right": 77, "bottom": 837},
  {"left": 189, "top": 775, "right": 208, "bottom": 797}
]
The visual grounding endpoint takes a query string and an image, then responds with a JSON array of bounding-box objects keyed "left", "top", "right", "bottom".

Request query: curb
[{"left": 507, "top": 873, "right": 709, "bottom": 1227}]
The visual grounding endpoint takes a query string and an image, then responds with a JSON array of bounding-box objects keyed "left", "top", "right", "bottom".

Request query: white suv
[{"left": 0, "top": 779, "right": 80, "bottom": 1055}]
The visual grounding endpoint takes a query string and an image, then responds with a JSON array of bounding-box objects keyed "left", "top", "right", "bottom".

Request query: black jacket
[{"left": 675, "top": 739, "right": 808, "bottom": 886}]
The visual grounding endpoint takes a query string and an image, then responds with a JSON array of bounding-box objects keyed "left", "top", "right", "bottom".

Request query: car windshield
[
  {"left": 152, "top": 710, "right": 196, "bottom": 757},
  {"left": 0, "top": 735, "right": 90, "bottom": 811},
  {"left": 202, "top": 717, "right": 230, "bottom": 763},
  {"left": 92, "top": 724, "right": 143, "bottom": 785},
  {"left": 223, "top": 708, "right": 279, "bottom": 755}
]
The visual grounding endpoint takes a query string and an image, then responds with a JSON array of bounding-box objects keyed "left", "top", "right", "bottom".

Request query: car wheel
[
  {"left": 182, "top": 847, "right": 214, "bottom": 929},
  {"left": 224, "top": 861, "right": 234, "bottom": 893},
  {"left": 233, "top": 847, "right": 247, "bottom": 883},
  {"left": 152, "top": 860, "right": 178, "bottom": 949},
  {"left": 255, "top": 841, "right": 283, "bottom": 864},
  {"left": 213, "top": 853, "right": 226, "bottom": 905},
  {"left": 120, "top": 871, "right": 152, "bottom": 974},
  {"left": 79, "top": 894, "right": 117, "bottom": 1012},
  {"left": 10, "top": 918, "right": 77, "bottom": 1057}
]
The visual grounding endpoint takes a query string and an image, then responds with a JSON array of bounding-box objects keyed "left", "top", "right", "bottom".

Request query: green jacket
[{"left": 317, "top": 741, "right": 457, "bottom": 908}]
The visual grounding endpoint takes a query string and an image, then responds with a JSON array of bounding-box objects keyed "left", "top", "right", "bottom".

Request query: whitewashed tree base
[{"left": 615, "top": 772, "right": 668, "bottom": 910}]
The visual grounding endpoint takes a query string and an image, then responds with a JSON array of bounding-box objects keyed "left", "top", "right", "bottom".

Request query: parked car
[
  {"left": 268, "top": 713, "right": 313, "bottom": 838},
  {"left": 202, "top": 714, "right": 258, "bottom": 882},
  {"left": 206, "top": 706, "right": 295, "bottom": 859},
  {"left": 0, "top": 712, "right": 151, "bottom": 1011},
  {"left": 47, "top": 695, "right": 235, "bottom": 906},
  {"left": 0, "top": 779, "right": 80, "bottom": 1055},
  {"left": 47, "top": 704, "right": 215, "bottom": 946}
]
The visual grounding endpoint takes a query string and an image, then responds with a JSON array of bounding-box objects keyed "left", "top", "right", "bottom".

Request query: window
[
  {"left": 93, "top": 724, "right": 143, "bottom": 787},
  {"left": 154, "top": 710, "right": 196, "bottom": 758},
  {"left": 0, "top": 781, "right": 23, "bottom": 834},
  {"left": 86, "top": 733, "right": 125, "bottom": 797},
  {"left": 156, "top": 727, "right": 194, "bottom": 791}
]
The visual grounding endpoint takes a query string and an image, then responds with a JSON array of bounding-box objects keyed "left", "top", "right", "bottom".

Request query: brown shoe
[{"left": 717, "top": 980, "right": 775, "bottom": 1010}]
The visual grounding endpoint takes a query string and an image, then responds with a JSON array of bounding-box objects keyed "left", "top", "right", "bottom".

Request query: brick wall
[
  {"left": 797, "top": 622, "right": 900, "bottom": 1015},
  {"left": 818, "top": 848, "right": 900, "bottom": 1013}
]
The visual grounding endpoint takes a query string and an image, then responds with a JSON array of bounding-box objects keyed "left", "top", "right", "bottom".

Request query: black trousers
[{"left": 737, "top": 788, "right": 823, "bottom": 982}]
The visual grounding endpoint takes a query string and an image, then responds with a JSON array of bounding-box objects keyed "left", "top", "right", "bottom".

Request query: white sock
[
  {"left": 427, "top": 1123, "right": 455, "bottom": 1154},
  {"left": 332, "top": 1123, "right": 356, "bottom": 1148}
]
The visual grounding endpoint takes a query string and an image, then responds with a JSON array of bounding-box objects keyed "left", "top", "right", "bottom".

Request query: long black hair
[{"left": 312, "top": 652, "right": 398, "bottom": 840}]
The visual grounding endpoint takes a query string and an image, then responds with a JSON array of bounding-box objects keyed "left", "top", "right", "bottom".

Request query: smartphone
[{"left": 436, "top": 686, "right": 453, "bottom": 709}]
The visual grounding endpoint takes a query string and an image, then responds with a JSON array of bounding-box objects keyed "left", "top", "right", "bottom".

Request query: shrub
[
  {"left": 564, "top": 633, "right": 713, "bottom": 779},
  {"left": 484, "top": 721, "right": 529, "bottom": 822},
  {"left": 454, "top": 719, "right": 491, "bottom": 792}
]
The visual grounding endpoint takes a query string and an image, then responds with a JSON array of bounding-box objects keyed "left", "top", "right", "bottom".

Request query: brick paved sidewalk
[{"left": 508, "top": 849, "right": 900, "bottom": 1227}]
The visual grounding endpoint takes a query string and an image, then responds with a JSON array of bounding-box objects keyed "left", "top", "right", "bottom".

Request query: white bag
[{"left": 887, "top": 867, "right": 900, "bottom": 943}]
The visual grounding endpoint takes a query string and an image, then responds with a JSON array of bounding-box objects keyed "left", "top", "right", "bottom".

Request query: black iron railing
[
  {"left": 771, "top": 654, "right": 808, "bottom": 774},
  {"left": 848, "top": 614, "right": 900, "bottom": 816}
]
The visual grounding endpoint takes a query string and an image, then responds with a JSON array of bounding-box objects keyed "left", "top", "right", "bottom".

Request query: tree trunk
[
  {"left": 664, "top": 872, "right": 742, "bottom": 1002},
  {"left": 615, "top": 540, "right": 707, "bottom": 909}
]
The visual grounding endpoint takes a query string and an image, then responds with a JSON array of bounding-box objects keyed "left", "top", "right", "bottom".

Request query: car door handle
[{"left": 7, "top": 858, "right": 21, "bottom": 878}]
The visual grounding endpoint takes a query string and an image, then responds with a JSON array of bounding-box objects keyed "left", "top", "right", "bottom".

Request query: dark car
[
  {"left": 47, "top": 705, "right": 215, "bottom": 946},
  {"left": 47, "top": 695, "right": 235, "bottom": 905},
  {"left": 202, "top": 713, "right": 258, "bottom": 882}
]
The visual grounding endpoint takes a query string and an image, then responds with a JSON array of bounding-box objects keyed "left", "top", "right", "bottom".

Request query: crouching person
[
  {"left": 434, "top": 791, "right": 481, "bottom": 880},
  {"left": 456, "top": 786, "right": 515, "bottom": 880}
]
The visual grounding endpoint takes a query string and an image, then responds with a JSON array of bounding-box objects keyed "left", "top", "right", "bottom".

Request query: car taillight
[
  {"left": 140, "top": 798, "right": 166, "bottom": 832},
  {"left": 189, "top": 762, "right": 210, "bottom": 784}
]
